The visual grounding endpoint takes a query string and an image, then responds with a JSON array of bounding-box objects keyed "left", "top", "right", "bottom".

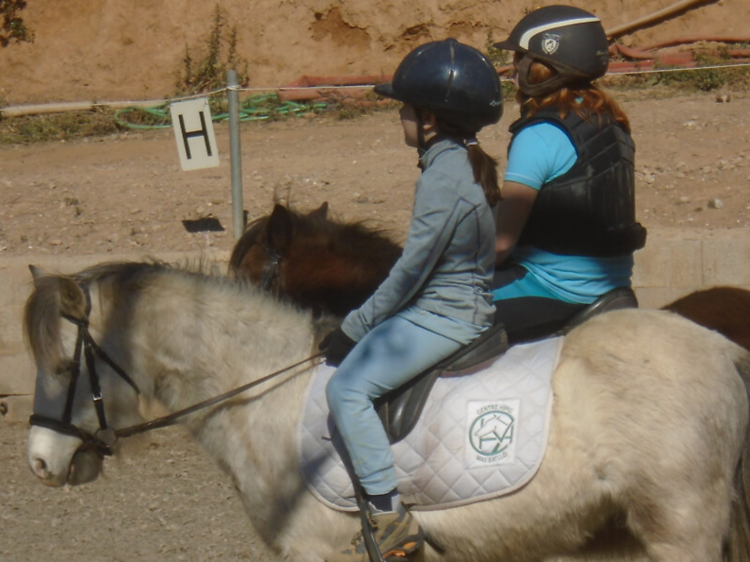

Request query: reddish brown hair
[{"left": 517, "top": 59, "right": 630, "bottom": 133}]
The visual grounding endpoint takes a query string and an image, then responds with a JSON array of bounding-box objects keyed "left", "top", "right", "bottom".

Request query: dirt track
[
  {"left": 2, "top": 92, "right": 750, "bottom": 262},
  {"left": 1, "top": 421, "right": 272, "bottom": 562}
]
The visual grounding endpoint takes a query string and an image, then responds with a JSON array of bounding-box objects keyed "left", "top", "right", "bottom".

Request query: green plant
[
  {"left": 483, "top": 31, "right": 516, "bottom": 101},
  {"left": 175, "top": 4, "right": 249, "bottom": 95},
  {"left": 1, "top": 0, "right": 33, "bottom": 46},
  {"left": 332, "top": 101, "right": 371, "bottom": 121},
  {"left": 0, "top": 109, "right": 121, "bottom": 144},
  {"left": 602, "top": 44, "right": 750, "bottom": 95},
  {"left": 653, "top": 48, "right": 737, "bottom": 92},
  {"left": 501, "top": 80, "right": 517, "bottom": 100},
  {"left": 485, "top": 31, "right": 510, "bottom": 67},
  {"left": 113, "top": 105, "right": 172, "bottom": 130}
]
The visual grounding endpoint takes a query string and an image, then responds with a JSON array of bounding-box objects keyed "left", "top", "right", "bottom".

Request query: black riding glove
[{"left": 319, "top": 327, "right": 357, "bottom": 367}]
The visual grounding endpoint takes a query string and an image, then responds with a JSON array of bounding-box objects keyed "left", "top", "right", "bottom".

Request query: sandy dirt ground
[
  {"left": 2, "top": 1, "right": 750, "bottom": 560},
  {"left": 1, "top": 423, "right": 268, "bottom": 562}
]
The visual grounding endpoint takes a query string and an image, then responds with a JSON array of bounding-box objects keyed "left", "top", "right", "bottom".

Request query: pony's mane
[
  {"left": 24, "top": 260, "right": 245, "bottom": 372},
  {"left": 229, "top": 215, "right": 269, "bottom": 271},
  {"left": 25, "top": 258, "right": 327, "bottom": 375},
  {"left": 69, "top": 257, "right": 227, "bottom": 285},
  {"left": 296, "top": 213, "right": 400, "bottom": 258}
]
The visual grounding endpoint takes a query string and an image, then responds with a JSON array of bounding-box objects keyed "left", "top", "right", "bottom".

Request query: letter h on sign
[{"left": 170, "top": 98, "right": 220, "bottom": 171}]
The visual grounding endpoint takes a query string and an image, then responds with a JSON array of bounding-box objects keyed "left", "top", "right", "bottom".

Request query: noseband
[{"left": 29, "top": 284, "right": 140, "bottom": 458}]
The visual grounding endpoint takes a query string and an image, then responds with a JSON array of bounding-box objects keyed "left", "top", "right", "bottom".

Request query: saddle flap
[{"left": 376, "top": 323, "right": 510, "bottom": 443}]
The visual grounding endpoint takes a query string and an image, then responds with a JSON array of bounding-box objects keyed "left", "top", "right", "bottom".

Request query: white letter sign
[{"left": 170, "top": 98, "right": 220, "bottom": 171}]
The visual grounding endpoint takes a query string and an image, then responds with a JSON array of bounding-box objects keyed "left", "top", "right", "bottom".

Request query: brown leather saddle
[{"left": 375, "top": 287, "right": 638, "bottom": 443}]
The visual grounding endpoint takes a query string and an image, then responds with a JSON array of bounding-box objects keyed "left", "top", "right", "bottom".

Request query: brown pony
[
  {"left": 229, "top": 202, "right": 402, "bottom": 317},
  {"left": 229, "top": 202, "right": 750, "bottom": 349},
  {"left": 664, "top": 286, "right": 750, "bottom": 350}
]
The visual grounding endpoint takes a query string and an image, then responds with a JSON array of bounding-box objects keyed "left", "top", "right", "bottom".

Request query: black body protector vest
[{"left": 510, "top": 107, "right": 647, "bottom": 257}]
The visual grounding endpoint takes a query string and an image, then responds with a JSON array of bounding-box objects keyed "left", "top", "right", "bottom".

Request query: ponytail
[
  {"left": 467, "top": 142, "right": 501, "bottom": 206},
  {"left": 437, "top": 116, "right": 501, "bottom": 206}
]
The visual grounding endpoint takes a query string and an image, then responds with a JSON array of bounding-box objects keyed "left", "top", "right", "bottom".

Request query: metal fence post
[{"left": 227, "top": 69, "right": 245, "bottom": 241}]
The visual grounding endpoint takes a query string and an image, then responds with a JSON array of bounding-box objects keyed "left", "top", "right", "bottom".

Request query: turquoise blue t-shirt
[{"left": 496, "top": 121, "right": 634, "bottom": 305}]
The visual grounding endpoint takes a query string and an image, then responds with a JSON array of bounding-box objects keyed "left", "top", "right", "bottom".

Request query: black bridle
[
  {"left": 29, "top": 289, "right": 140, "bottom": 457},
  {"left": 29, "top": 281, "right": 322, "bottom": 459},
  {"left": 258, "top": 242, "right": 283, "bottom": 295}
]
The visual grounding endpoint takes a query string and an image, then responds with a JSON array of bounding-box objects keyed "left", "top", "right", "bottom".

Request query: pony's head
[
  {"left": 24, "top": 263, "right": 153, "bottom": 487},
  {"left": 228, "top": 202, "right": 328, "bottom": 295},
  {"left": 229, "top": 202, "right": 402, "bottom": 317},
  {"left": 24, "top": 259, "right": 320, "bottom": 489}
]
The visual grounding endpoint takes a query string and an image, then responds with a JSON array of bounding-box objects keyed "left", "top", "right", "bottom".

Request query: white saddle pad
[{"left": 298, "top": 337, "right": 563, "bottom": 511}]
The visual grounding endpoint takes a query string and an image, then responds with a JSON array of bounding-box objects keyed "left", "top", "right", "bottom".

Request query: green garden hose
[{"left": 113, "top": 93, "right": 329, "bottom": 130}]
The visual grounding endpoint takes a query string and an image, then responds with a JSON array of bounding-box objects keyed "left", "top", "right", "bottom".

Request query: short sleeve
[{"left": 504, "top": 122, "right": 577, "bottom": 190}]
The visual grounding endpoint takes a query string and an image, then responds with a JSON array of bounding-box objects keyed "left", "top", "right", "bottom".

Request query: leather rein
[{"left": 29, "top": 282, "right": 322, "bottom": 458}]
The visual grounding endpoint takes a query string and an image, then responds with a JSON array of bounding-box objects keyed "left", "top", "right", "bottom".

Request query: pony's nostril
[{"left": 32, "top": 457, "right": 48, "bottom": 479}]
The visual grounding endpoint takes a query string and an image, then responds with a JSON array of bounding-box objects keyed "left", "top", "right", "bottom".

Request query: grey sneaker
[{"left": 326, "top": 505, "right": 424, "bottom": 562}]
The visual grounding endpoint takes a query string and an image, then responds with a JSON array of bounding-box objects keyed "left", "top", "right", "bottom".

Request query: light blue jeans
[{"left": 326, "top": 315, "right": 464, "bottom": 496}]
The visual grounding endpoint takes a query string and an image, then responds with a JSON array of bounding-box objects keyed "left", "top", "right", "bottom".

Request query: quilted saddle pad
[{"left": 298, "top": 337, "right": 563, "bottom": 511}]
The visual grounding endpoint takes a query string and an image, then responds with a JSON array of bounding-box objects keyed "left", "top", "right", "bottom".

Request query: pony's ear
[
  {"left": 29, "top": 265, "right": 45, "bottom": 286},
  {"left": 267, "top": 204, "right": 293, "bottom": 252},
  {"left": 310, "top": 202, "right": 329, "bottom": 220},
  {"left": 57, "top": 277, "right": 88, "bottom": 321}
]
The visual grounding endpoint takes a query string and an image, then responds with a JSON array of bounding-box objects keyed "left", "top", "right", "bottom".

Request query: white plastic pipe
[{"left": 0, "top": 99, "right": 167, "bottom": 118}]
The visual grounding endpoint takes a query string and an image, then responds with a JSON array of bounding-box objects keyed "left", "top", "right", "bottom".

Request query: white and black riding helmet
[
  {"left": 374, "top": 38, "right": 503, "bottom": 133},
  {"left": 494, "top": 5, "right": 610, "bottom": 97}
]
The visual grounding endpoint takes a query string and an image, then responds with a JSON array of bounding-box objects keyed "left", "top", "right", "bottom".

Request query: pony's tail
[
  {"left": 467, "top": 144, "right": 501, "bottom": 207},
  {"left": 728, "top": 351, "right": 750, "bottom": 562}
]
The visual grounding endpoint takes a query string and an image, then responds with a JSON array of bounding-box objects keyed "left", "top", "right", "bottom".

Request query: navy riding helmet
[{"left": 374, "top": 38, "right": 503, "bottom": 132}]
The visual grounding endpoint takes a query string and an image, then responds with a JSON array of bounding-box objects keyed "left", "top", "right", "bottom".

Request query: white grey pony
[{"left": 23, "top": 262, "right": 750, "bottom": 562}]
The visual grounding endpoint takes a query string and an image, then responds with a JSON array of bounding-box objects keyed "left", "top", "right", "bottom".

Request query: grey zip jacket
[{"left": 342, "top": 138, "right": 496, "bottom": 344}]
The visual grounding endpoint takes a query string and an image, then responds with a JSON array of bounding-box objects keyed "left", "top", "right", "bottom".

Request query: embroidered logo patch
[
  {"left": 466, "top": 400, "right": 520, "bottom": 467},
  {"left": 541, "top": 33, "right": 560, "bottom": 55}
]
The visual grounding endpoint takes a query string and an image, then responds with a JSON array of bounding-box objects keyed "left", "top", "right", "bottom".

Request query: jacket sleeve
[{"left": 341, "top": 171, "right": 468, "bottom": 341}]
